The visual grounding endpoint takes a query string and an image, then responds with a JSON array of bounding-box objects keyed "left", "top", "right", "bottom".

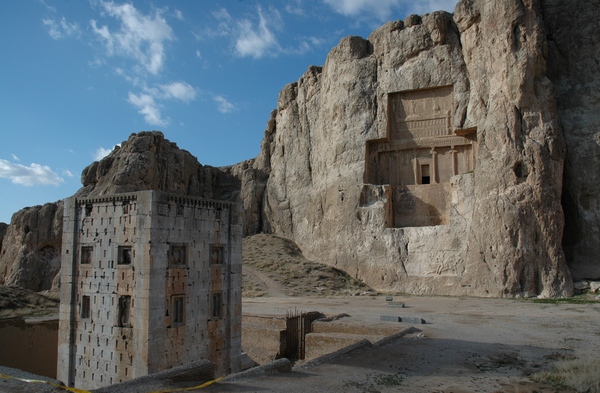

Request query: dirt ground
[
  {"left": 1, "top": 234, "right": 600, "bottom": 392},
  {"left": 210, "top": 295, "right": 600, "bottom": 393}
]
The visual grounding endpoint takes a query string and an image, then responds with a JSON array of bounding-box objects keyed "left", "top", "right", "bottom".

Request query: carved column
[
  {"left": 430, "top": 147, "right": 438, "bottom": 184},
  {"left": 412, "top": 149, "right": 418, "bottom": 185},
  {"left": 450, "top": 147, "right": 458, "bottom": 176}
]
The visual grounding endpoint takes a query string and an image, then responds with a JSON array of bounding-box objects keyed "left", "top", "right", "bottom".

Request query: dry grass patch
[
  {"left": 532, "top": 358, "right": 600, "bottom": 393},
  {"left": 242, "top": 233, "right": 374, "bottom": 297},
  {"left": 0, "top": 285, "right": 59, "bottom": 319}
]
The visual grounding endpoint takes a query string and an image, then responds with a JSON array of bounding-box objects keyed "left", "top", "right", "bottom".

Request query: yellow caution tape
[
  {"left": 0, "top": 373, "right": 91, "bottom": 393},
  {"left": 148, "top": 376, "right": 224, "bottom": 393},
  {"left": 0, "top": 373, "right": 222, "bottom": 393}
]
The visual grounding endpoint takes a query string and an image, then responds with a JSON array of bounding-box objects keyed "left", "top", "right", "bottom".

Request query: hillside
[{"left": 242, "top": 234, "right": 373, "bottom": 297}]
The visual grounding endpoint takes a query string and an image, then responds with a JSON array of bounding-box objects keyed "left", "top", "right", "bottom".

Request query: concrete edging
[
  {"left": 373, "top": 326, "right": 417, "bottom": 347},
  {"left": 223, "top": 358, "right": 292, "bottom": 381},
  {"left": 297, "top": 339, "right": 373, "bottom": 369}
]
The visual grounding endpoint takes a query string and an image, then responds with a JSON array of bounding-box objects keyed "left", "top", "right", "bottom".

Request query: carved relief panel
[{"left": 364, "top": 85, "right": 477, "bottom": 228}]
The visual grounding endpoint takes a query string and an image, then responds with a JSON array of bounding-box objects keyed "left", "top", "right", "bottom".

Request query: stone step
[{"left": 305, "top": 332, "right": 384, "bottom": 360}]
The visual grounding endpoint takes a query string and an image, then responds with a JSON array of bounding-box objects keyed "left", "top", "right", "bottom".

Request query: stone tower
[{"left": 57, "top": 190, "right": 242, "bottom": 390}]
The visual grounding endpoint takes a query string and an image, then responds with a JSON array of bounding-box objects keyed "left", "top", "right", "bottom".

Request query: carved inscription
[{"left": 389, "top": 85, "right": 453, "bottom": 141}]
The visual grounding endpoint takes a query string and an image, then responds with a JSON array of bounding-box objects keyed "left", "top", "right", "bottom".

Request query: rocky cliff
[
  {"left": 541, "top": 0, "right": 600, "bottom": 281},
  {"left": 0, "top": 223, "right": 7, "bottom": 253},
  {"left": 2, "top": 0, "right": 597, "bottom": 298},
  {"left": 78, "top": 131, "right": 240, "bottom": 201},
  {"left": 0, "top": 202, "right": 63, "bottom": 291},
  {"left": 0, "top": 131, "right": 239, "bottom": 291},
  {"left": 236, "top": 0, "right": 598, "bottom": 297}
]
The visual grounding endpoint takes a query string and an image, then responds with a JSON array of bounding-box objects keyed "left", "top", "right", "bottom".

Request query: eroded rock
[
  {"left": 239, "top": 0, "right": 581, "bottom": 297},
  {"left": 541, "top": 0, "right": 600, "bottom": 281},
  {"left": 0, "top": 202, "right": 63, "bottom": 291}
]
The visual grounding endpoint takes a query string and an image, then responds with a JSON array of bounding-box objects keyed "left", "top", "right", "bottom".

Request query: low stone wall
[{"left": 242, "top": 315, "right": 286, "bottom": 364}]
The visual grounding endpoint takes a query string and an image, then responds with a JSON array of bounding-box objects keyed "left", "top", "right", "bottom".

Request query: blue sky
[{"left": 0, "top": 0, "right": 458, "bottom": 223}]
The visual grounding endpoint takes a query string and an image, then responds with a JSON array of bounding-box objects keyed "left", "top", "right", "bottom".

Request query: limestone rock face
[
  {"left": 78, "top": 131, "right": 240, "bottom": 201},
  {"left": 541, "top": 0, "right": 600, "bottom": 280},
  {"left": 0, "top": 202, "right": 63, "bottom": 291},
  {"left": 0, "top": 223, "right": 7, "bottom": 253},
  {"left": 455, "top": 0, "right": 571, "bottom": 297},
  {"left": 242, "top": 0, "right": 578, "bottom": 297}
]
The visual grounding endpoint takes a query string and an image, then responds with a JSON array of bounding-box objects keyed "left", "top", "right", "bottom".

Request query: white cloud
[
  {"left": 39, "top": 0, "right": 56, "bottom": 13},
  {"left": 408, "top": 0, "right": 458, "bottom": 14},
  {"left": 11, "top": 154, "right": 19, "bottom": 161},
  {"left": 127, "top": 81, "right": 197, "bottom": 126},
  {"left": 114, "top": 67, "right": 141, "bottom": 86},
  {"left": 195, "top": 50, "right": 202, "bottom": 59},
  {"left": 235, "top": 7, "right": 281, "bottom": 59},
  {"left": 62, "top": 169, "right": 74, "bottom": 177},
  {"left": 128, "top": 92, "right": 168, "bottom": 126},
  {"left": 209, "top": 6, "right": 320, "bottom": 59},
  {"left": 43, "top": 16, "right": 81, "bottom": 39},
  {"left": 91, "top": 1, "right": 174, "bottom": 75},
  {"left": 213, "top": 95, "right": 236, "bottom": 114},
  {"left": 94, "top": 146, "right": 115, "bottom": 161},
  {"left": 323, "top": 0, "right": 457, "bottom": 21},
  {"left": 0, "top": 159, "right": 64, "bottom": 186},
  {"left": 207, "top": 8, "right": 234, "bottom": 38},
  {"left": 285, "top": 1, "right": 306, "bottom": 16},
  {"left": 159, "top": 81, "right": 197, "bottom": 102},
  {"left": 88, "top": 58, "right": 104, "bottom": 68}
]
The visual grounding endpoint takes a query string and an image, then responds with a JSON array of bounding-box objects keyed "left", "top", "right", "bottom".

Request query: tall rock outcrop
[
  {"left": 0, "top": 202, "right": 63, "bottom": 291},
  {"left": 240, "top": 0, "right": 580, "bottom": 297},
  {"left": 0, "top": 223, "right": 7, "bottom": 253},
  {"left": 541, "top": 0, "right": 600, "bottom": 281},
  {"left": 0, "top": 131, "right": 239, "bottom": 291},
  {"left": 3, "top": 1, "right": 596, "bottom": 298},
  {"left": 78, "top": 131, "right": 240, "bottom": 201}
]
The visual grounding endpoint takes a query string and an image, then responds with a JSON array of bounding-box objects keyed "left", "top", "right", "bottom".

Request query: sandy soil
[{"left": 211, "top": 295, "right": 600, "bottom": 393}]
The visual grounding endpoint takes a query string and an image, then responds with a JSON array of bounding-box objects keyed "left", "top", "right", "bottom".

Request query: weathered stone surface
[
  {"left": 455, "top": 0, "right": 571, "bottom": 297},
  {"left": 240, "top": 0, "right": 579, "bottom": 297},
  {"left": 541, "top": 0, "right": 600, "bottom": 281},
  {"left": 78, "top": 131, "right": 240, "bottom": 201},
  {"left": 0, "top": 202, "right": 63, "bottom": 291},
  {"left": 0, "top": 223, "right": 7, "bottom": 253}
]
